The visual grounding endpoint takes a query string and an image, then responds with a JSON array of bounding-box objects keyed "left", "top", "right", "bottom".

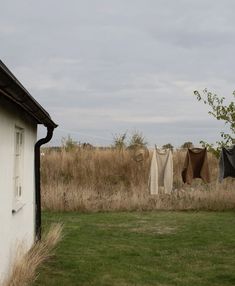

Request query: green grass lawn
[{"left": 34, "top": 211, "right": 235, "bottom": 286}]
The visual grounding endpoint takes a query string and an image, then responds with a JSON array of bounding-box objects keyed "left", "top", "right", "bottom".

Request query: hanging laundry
[
  {"left": 149, "top": 148, "right": 158, "bottom": 194},
  {"left": 149, "top": 148, "right": 173, "bottom": 194},
  {"left": 133, "top": 148, "right": 149, "bottom": 162},
  {"left": 219, "top": 145, "right": 235, "bottom": 182},
  {"left": 182, "top": 148, "right": 211, "bottom": 184}
]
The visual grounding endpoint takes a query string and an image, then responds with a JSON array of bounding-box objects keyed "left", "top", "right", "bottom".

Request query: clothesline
[
  {"left": 149, "top": 145, "right": 235, "bottom": 195},
  {"left": 57, "top": 127, "right": 113, "bottom": 142}
]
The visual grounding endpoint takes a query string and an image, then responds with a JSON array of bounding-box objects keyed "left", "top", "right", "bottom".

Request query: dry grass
[
  {"left": 2, "top": 223, "right": 63, "bottom": 286},
  {"left": 41, "top": 148, "right": 235, "bottom": 212}
]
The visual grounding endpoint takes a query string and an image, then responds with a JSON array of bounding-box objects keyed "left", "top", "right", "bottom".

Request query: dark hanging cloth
[
  {"left": 219, "top": 145, "right": 235, "bottom": 182},
  {"left": 182, "top": 148, "right": 211, "bottom": 184}
]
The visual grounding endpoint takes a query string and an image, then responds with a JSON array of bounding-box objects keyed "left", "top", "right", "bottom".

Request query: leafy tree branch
[{"left": 194, "top": 89, "right": 235, "bottom": 157}]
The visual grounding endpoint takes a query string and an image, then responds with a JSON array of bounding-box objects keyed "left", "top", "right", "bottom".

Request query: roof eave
[{"left": 0, "top": 60, "right": 57, "bottom": 129}]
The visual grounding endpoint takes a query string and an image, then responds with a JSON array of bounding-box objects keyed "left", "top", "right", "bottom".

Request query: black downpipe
[{"left": 35, "top": 126, "right": 54, "bottom": 240}]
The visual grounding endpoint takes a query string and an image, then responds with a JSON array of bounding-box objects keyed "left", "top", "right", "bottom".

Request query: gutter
[
  {"left": 35, "top": 126, "right": 55, "bottom": 240},
  {"left": 0, "top": 60, "right": 58, "bottom": 241}
]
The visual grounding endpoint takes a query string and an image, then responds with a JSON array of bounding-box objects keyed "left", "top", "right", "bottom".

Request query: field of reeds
[{"left": 41, "top": 148, "right": 235, "bottom": 212}]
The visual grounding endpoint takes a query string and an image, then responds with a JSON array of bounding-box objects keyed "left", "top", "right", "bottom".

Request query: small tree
[
  {"left": 194, "top": 89, "right": 235, "bottom": 157},
  {"left": 128, "top": 130, "right": 148, "bottom": 149},
  {"left": 162, "top": 143, "right": 174, "bottom": 151},
  {"left": 112, "top": 132, "right": 127, "bottom": 150},
  {"left": 181, "top": 142, "right": 194, "bottom": 149},
  {"left": 61, "top": 135, "right": 77, "bottom": 151}
]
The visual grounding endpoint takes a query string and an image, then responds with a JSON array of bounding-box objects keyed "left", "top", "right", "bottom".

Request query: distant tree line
[{"left": 54, "top": 133, "right": 195, "bottom": 152}]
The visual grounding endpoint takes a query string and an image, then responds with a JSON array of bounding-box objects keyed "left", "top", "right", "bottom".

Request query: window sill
[{"left": 12, "top": 202, "right": 25, "bottom": 214}]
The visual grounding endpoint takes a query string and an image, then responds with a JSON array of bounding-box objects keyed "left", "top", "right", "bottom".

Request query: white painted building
[{"left": 0, "top": 61, "right": 57, "bottom": 281}]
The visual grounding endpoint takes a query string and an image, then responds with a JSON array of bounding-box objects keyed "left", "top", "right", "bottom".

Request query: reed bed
[{"left": 41, "top": 148, "right": 235, "bottom": 212}]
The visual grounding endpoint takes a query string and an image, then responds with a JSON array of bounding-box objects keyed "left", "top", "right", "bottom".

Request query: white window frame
[{"left": 12, "top": 126, "right": 25, "bottom": 213}]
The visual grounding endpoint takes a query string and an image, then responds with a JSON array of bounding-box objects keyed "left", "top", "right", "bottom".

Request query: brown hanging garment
[{"left": 182, "top": 148, "right": 211, "bottom": 184}]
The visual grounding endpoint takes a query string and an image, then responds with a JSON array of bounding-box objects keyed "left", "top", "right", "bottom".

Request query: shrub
[
  {"left": 128, "top": 130, "right": 148, "bottom": 150},
  {"left": 162, "top": 143, "right": 174, "bottom": 151}
]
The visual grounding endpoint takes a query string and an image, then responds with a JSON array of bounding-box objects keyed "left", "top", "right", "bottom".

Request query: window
[{"left": 14, "top": 127, "right": 24, "bottom": 202}]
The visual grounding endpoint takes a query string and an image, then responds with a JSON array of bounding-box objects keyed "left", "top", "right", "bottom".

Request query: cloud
[
  {"left": 1, "top": 0, "right": 234, "bottom": 146},
  {"left": 0, "top": 25, "right": 17, "bottom": 35},
  {"left": 113, "top": 115, "right": 209, "bottom": 124}
]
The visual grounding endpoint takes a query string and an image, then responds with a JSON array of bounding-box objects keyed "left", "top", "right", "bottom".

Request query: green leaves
[{"left": 194, "top": 89, "right": 235, "bottom": 156}]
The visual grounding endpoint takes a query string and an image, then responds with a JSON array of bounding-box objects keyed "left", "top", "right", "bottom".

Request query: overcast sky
[{"left": 1, "top": 0, "right": 234, "bottom": 147}]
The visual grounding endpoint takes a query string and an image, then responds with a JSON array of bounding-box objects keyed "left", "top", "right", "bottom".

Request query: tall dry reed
[
  {"left": 41, "top": 148, "right": 235, "bottom": 212},
  {"left": 2, "top": 223, "right": 63, "bottom": 286}
]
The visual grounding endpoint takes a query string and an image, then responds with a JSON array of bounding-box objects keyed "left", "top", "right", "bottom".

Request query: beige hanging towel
[{"left": 149, "top": 148, "right": 173, "bottom": 194}]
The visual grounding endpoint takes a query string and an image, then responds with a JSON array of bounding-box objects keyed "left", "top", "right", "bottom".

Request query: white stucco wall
[{"left": 0, "top": 99, "right": 37, "bottom": 282}]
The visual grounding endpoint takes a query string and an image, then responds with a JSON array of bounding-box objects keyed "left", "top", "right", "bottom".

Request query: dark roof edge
[{"left": 0, "top": 60, "right": 57, "bottom": 128}]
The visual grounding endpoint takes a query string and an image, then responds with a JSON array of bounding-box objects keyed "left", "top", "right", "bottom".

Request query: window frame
[{"left": 12, "top": 126, "right": 25, "bottom": 213}]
